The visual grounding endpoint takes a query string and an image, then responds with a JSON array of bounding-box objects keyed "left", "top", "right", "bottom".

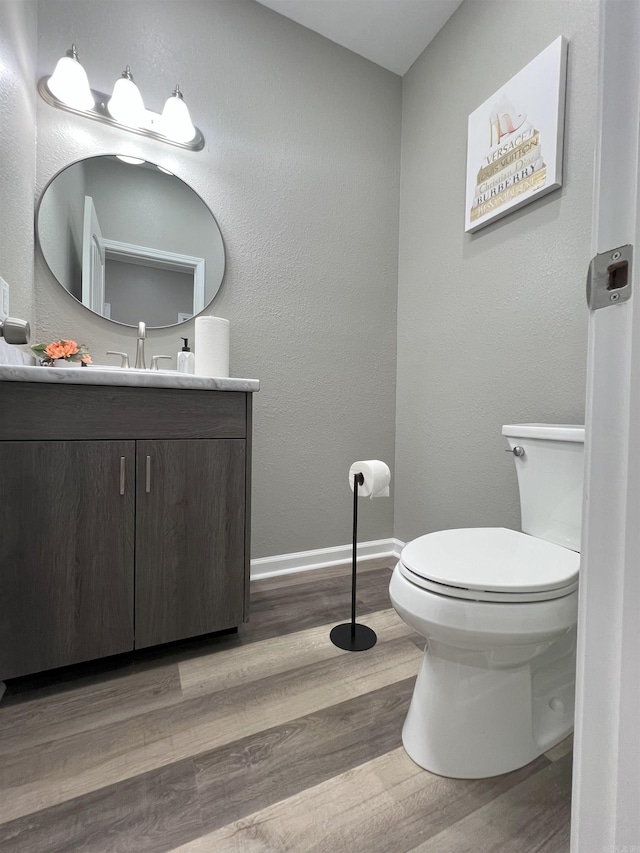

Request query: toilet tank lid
[{"left": 502, "top": 423, "right": 585, "bottom": 442}]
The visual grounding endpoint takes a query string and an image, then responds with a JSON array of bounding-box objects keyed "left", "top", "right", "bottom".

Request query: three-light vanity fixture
[{"left": 38, "top": 45, "right": 204, "bottom": 151}]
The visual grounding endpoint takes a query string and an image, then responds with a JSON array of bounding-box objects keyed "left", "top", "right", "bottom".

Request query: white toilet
[{"left": 389, "top": 423, "right": 584, "bottom": 779}]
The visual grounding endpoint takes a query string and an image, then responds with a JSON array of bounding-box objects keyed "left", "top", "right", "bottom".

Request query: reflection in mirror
[{"left": 37, "top": 155, "right": 225, "bottom": 328}]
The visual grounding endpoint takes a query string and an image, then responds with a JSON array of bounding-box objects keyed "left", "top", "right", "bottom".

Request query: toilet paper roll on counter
[
  {"left": 349, "top": 460, "right": 391, "bottom": 498},
  {"left": 195, "top": 316, "right": 229, "bottom": 378}
]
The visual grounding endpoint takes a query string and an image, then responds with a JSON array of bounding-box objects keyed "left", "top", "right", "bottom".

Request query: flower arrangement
[{"left": 31, "top": 339, "right": 92, "bottom": 366}]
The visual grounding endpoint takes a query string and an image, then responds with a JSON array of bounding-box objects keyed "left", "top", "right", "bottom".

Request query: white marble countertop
[{"left": 0, "top": 364, "right": 259, "bottom": 392}]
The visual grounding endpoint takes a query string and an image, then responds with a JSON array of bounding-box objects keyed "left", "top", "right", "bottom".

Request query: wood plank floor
[{"left": 0, "top": 563, "right": 572, "bottom": 853}]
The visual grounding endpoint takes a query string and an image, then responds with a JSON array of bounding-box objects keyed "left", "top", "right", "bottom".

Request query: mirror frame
[{"left": 36, "top": 154, "right": 226, "bottom": 329}]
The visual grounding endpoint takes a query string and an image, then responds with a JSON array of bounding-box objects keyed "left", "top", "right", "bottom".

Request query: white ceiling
[{"left": 255, "top": 0, "right": 464, "bottom": 76}]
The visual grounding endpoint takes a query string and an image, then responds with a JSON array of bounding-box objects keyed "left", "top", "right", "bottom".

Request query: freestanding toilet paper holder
[{"left": 330, "top": 472, "right": 378, "bottom": 652}]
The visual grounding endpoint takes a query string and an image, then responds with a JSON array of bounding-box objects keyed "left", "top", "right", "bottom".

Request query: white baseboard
[{"left": 250, "top": 538, "right": 405, "bottom": 580}]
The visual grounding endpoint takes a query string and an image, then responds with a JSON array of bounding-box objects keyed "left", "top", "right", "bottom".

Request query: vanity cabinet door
[
  {"left": 0, "top": 441, "right": 135, "bottom": 680},
  {"left": 135, "top": 439, "right": 246, "bottom": 648}
]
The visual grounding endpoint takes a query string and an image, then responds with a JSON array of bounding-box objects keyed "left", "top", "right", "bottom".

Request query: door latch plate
[{"left": 586, "top": 244, "right": 633, "bottom": 309}]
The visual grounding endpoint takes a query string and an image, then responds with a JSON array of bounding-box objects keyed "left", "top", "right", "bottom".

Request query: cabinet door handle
[
  {"left": 119, "top": 456, "right": 126, "bottom": 495},
  {"left": 145, "top": 455, "right": 151, "bottom": 493}
]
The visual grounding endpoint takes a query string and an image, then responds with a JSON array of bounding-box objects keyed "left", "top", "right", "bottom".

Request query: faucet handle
[
  {"left": 151, "top": 355, "right": 172, "bottom": 371},
  {"left": 106, "top": 351, "right": 130, "bottom": 369}
]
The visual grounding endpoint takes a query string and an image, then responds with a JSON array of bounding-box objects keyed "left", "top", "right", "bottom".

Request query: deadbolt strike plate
[{"left": 586, "top": 244, "right": 633, "bottom": 310}]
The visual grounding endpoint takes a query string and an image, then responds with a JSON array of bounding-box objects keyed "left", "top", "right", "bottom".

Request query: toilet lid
[{"left": 400, "top": 527, "right": 579, "bottom": 602}]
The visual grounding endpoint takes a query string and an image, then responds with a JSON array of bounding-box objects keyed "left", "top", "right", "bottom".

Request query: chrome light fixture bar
[{"left": 39, "top": 46, "right": 204, "bottom": 152}]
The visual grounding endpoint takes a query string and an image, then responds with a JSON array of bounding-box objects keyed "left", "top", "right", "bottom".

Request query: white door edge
[{"left": 572, "top": 1, "right": 640, "bottom": 849}]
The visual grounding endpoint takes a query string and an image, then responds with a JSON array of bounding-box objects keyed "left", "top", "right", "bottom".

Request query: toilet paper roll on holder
[{"left": 330, "top": 471, "right": 378, "bottom": 652}]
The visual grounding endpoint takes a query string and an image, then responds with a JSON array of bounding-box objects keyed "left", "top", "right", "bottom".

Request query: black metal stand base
[{"left": 330, "top": 622, "right": 377, "bottom": 652}]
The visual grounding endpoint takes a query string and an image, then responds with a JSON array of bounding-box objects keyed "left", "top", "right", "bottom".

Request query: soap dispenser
[{"left": 177, "top": 337, "right": 195, "bottom": 374}]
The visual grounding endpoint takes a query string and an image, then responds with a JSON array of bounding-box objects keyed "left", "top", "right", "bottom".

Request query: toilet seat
[{"left": 399, "top": 527, "right": 579, "bottom": 603}]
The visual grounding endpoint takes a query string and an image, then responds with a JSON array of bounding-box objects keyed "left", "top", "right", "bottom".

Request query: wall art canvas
[{"left": 465, "top": 36, "right": 568, "bottom": 233}]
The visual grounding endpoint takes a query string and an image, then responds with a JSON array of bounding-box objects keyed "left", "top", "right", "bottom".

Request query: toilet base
[{"left": 402, "top": 631, "right": 576, "bottom": 778}]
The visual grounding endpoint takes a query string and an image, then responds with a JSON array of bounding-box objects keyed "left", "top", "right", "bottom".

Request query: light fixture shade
[
  {"left": 160, "top": 85, "right": 196, "bottom": 143},
  {"left": 47, "top": 46, "right": 94, "bottom": 111},
  {"left": 107, "top": 67, "right": 145, "bottom": 127}
]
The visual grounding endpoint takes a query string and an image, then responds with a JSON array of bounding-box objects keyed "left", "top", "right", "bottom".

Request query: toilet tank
[{"left": 502, "top": 423, "right": 585, "bottom": 552}]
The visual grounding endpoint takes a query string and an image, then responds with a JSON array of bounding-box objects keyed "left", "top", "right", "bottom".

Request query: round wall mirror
[{"left": 37, "top": 155, "right": 225, "bottom": 328}]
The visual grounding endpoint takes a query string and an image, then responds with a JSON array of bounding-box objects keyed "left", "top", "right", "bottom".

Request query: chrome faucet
[{"left": 135, "top": 321, "right": 146, "bottom": 369}]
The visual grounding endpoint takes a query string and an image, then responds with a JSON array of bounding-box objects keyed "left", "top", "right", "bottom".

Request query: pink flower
[
  {"left": 81, "top": 353, "right": 92, "bottom": 364},
  {"left": 44, "top": 339, "right": 80, "bottom": 360},
  {"left": 60, "top": 340, "right": 79, "bottom": 357},
  {"left": 45, "top": 342, "right": 66, "bottom": 359}
]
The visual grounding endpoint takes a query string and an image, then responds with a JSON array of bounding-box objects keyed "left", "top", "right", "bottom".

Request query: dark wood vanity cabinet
[
  {"left": 0, "top": 382, "right": 252, "bottom": 680},
  {"left": 0, "top": 439, "right": 135, "bottom": 679},
  {"left": 134, "top": 439, "right": 246, "bottom": 648}
]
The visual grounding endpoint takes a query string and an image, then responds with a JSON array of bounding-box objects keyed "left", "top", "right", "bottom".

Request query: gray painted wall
[
  {"left": 1, "top": 0, "right": 598, "bottom": 562},
  {"left": 0, "top": 0, "right": 36, "bottom": 328},
  {"left": 105, "top": 261, "right": 193, "bottom": 327},
  {"left": 394, "top": 0, "right": 599, "bottom": 544},
  {"left": 34, "top": 0, "right": 401, "bottom": 558}
]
